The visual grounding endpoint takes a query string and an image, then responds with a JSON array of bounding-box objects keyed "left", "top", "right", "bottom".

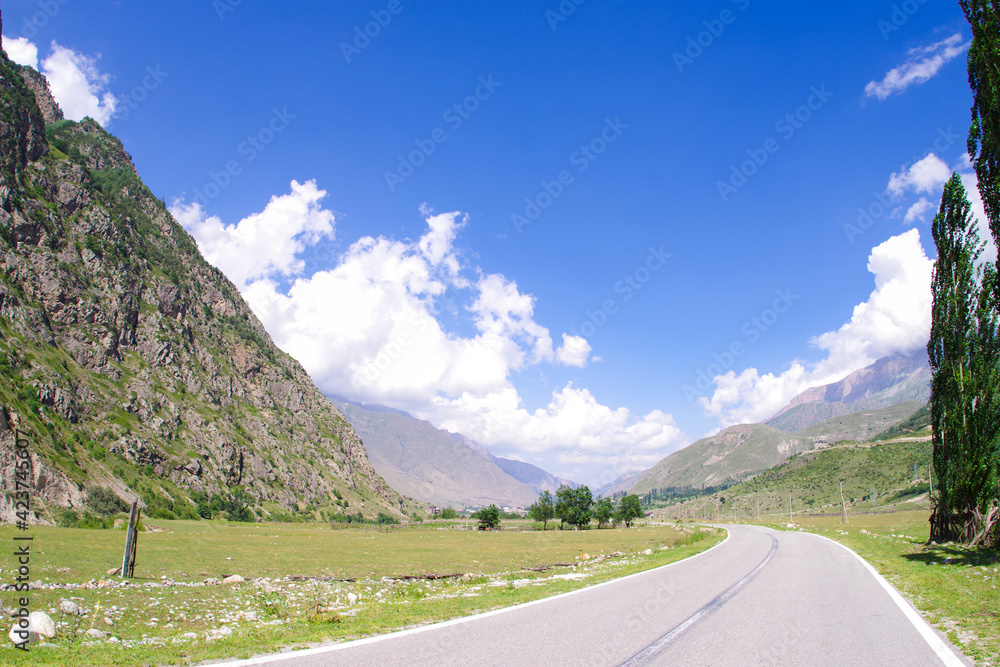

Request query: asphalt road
[{"left": 219, "top": 525, "right": 969, "bottom": 667}]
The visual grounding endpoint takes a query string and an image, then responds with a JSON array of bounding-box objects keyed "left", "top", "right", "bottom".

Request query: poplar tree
[
  {"left": 928, "top": 175, "right": 999, "bottom": 545},
  {"left": 962, "top": 0, "right": 1000, "bottom": 245}
]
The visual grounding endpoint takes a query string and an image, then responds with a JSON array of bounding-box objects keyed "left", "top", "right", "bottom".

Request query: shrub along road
[{"left": 215, "top": 525, "right": 971, "bottom": 667}]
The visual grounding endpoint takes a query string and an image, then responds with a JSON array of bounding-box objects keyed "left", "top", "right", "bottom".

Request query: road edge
[{"left": 809, "top": 532, "right": 970, "bottom": 667}]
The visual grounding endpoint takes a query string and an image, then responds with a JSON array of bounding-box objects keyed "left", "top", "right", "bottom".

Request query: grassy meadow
[{"left": 0, "top": 520, "right": 722, "bottom": 666}]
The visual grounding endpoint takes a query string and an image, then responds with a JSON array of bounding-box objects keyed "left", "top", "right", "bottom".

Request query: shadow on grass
[{"left": 901, "top": 542, "right": 1000, "bottom": 568}]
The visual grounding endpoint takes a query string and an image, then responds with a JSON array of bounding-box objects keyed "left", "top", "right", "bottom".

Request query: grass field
[
  {"left": 0, "top": 520, "right": 723, "bottom": 665},
  {"left": 726, "top": 510, "right": 999, "bottom": 666}
]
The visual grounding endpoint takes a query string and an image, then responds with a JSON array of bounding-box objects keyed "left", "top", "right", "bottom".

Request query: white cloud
[
  {"left": 699, "top": 230, "right": 933, "bottom": 426},
  {"left": 557, "top": 334, "right": 591, "bottom": 368},
  {"left": 904, "top": 197, "right": 934, "bottom": 224},
  {"left": 3, "top": 36, "right": 38, "bottom": 68},
  {"left": 887, "top": 154, "right": 951, "bottom": 196},
  {"left": 1, "top": 38, "right": 118, "bottom": 125},
  {"left": 38, "top": 42, "right": 118, "bottom": 125},
  {"left": 172, "top": 187, "right": 671, "bottom": 476},
  {"left": 172, "top": 180, "right": 335, "bottom": 289},
  {"left": 864, "top": 34, "right": 969, "bottom": 101}
]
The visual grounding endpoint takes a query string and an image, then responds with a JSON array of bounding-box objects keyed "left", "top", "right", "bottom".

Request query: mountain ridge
[{"left": 0, "top": 56, "right": 404, "bottom": 523}]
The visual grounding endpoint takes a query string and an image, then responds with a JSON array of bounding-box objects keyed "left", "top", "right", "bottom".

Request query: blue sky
[{"left": 2, "top": 1, "right": 989, "bottom": 487}]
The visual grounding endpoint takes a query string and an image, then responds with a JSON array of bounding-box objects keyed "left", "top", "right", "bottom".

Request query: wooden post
[
  {"left": 121, "top": 501, "right": 140, "bottom": 578},
  {"left": 840, "top": 482, "right": 849, "bottom": 524},
  {"left": 929, "top": 465, "right": 933, "bottom": 499}
]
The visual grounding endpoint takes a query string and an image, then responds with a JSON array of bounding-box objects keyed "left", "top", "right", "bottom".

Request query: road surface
[{"left": 216, "top": 524, "right": 969, "bottom": 667}]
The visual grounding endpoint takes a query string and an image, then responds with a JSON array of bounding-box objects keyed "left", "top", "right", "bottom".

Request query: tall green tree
[
  {"left": 528, "top": 490, "right": 555, "bottom": 530},
  {"left": 928, "top": 174, "right": 1000, "bottom": 545},
  {"left": 616, "top": 494, "right": 645, "bottom": 528},
  {"left": 962, "top": 0, "right": 1000, "bottom": 246},
  {"left": 594, "top": 497, "right": 615, "bottom": 528},
  {"left": 554, "top": 484, "right": 593, "bottom": 529}
]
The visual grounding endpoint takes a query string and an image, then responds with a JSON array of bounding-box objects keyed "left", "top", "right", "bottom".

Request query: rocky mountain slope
[
  {"left": 765, "top": 352, "right": 930, "bottom": 432},
  {"left": 0, "top": 53, "right": 404, "bottom": 523},
  {"left": 332, "top": 401, "right": 539, "bottom": 509},
  {"left": 630, "top": 424, "right": 815, "bottom": 494}
]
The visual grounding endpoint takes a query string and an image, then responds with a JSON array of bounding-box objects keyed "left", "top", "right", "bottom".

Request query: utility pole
[
  {"left": 756, "top": 493, "right": 760, "bottom": 521},
  {"left": 788, "top": 491, "right": 793, "bottom": 524},
  {"left": 840, "top": 481, "right": 849, "bottom": 524},
  {"left": 929, "top": 465, "right": 933, "bottom": 499}
]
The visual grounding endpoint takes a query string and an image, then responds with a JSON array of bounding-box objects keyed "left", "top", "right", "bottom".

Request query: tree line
[{"left": 527, "top": 485, "right": 646, "bottom": 530}]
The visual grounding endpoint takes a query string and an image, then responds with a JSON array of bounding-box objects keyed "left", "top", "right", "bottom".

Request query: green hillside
[
  {"left": 658, "top": 439, "right": 933, "bottom": 520},
  {"left": 871, "top": 403, "right": 931, "bottom": 441},
  {"left": 795, "top": 402, "right": 924, "bottom": 443}
]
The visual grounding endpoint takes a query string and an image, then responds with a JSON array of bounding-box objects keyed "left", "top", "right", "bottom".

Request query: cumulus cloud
[
  {"left": 40, "top": 42, "right": 118, "bottom": 125},
  {"left": 699, "top": 230, "right": 934, "bottom": 426},
  {"left": 3, "top": 36, "right": 38, "bottom": 68},
  {"left": 864, "top": 34, "right": 969, "bottom": 101},
  {"left": 171, "top": 180, "right": 335, "bottom": 289},
  {"left": 887, "top": 154, "right": 951, "bottom": 197},
  {"left": 173, "top": 185, "right": 682, "bottom": 477}
]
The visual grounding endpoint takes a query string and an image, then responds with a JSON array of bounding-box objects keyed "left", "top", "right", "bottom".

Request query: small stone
[
  {"left": 59, "top": 600, "right": 80, "bottom": 616},
  {"left": 85, "top": 628, "right": 106, "bottom": 639},
  {"left": 104, "top": 617, "right": 113, "bottom": 626},
  {"left": 347, "top": 593, "right": 358, "bottom": 604},
  {"left": 204, "top": 577, "right": 220, "bottom": 585},
  {"left": 222, "top": 575, "right": 245, "bottom": 585},
  {"left": 29, "top": 612, "right": 55, "bottom": 639},
  {"left": 107, "top": 567, "right": 122, "bottom": 576},
  {"left": 642, "top": 549, "right": 653, "bottom": 556}
]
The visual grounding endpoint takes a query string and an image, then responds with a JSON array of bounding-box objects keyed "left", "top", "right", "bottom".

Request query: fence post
[{"left": 121, "top": 501, "right": 140, "bottom": 578}]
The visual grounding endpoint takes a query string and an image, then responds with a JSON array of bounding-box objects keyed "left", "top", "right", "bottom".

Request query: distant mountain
[
  {"left": 766, "top": 352, "right": 931, "bottom": 432},
  {"left": 630, "top": 424, "right": 815, "bottom": 494},
  {"left": 449, "top": 432, "right": 578, "bottom": 494},
  {"left": 331, "top": 401, "right": 538, "bottom": 509},
  {"left": 595, "top": 472, "right": 643, "bottom": 498}
]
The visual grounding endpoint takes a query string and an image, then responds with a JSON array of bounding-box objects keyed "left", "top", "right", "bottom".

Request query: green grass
[
  {"left": 727, "top": 511, "right": 999, "bottom": 665},
  {"left": 0, "top": 520, "right": 723, "bottom": 665}
]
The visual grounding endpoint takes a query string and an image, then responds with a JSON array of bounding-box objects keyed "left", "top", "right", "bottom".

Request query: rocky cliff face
[{"left": 0, "top": 53, "right": 404, "bottom": 523}]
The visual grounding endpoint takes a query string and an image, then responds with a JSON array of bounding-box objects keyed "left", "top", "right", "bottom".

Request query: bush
[
  {"left": 85, "top": 486, "right": 129, "bottom": 516},
  {"left": 439, "top": 508, "right": 458, "bottom": 519},
  {"left": 376, "top": 512, "right": 398, "bottom": 525}
]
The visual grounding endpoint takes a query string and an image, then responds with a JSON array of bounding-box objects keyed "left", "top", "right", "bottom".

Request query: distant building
[{"left": 429, "top": 505, "right": 441, "bottom": 516}]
